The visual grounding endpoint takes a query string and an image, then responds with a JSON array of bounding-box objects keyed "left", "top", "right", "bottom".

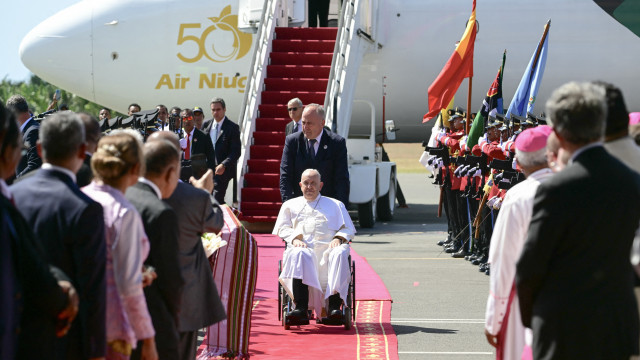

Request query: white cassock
[
  {"left": 485, "top": 168, "right": 553, "bottom": 360},
  {"left": 273, "top": 194, "right": 356, "bottom": 315}
]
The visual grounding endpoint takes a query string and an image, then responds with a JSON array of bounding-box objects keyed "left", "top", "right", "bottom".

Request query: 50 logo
[{"left": 177, "top": 5, "right": 253, "bottom": 63}]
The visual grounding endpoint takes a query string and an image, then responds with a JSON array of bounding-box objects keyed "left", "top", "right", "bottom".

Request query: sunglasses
[
  {"left": 287, "top": 107, "right": 298, "bottom": 112},
  {"left": 182, "top": 116, "right": 193, "bottom": 121}
]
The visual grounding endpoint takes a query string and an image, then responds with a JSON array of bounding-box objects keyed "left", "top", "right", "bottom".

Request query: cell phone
[{"left": 54, "top": 89, "right": 61, "bottom": 102}]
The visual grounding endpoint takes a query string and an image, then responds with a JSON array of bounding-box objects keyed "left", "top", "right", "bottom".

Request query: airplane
[{"left": 19, "top": 0, "right": 640, "bottom": 143}]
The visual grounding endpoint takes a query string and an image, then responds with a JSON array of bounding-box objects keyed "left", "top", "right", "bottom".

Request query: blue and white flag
[{"left": 506, "top": 20, "right": 550, "bottom": 118}]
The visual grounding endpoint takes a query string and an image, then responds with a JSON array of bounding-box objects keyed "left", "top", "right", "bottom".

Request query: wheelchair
[{"left": 277, "top": 246, "right": 356, "bottom": 330}]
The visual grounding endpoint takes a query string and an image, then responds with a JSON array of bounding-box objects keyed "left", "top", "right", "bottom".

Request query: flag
[
  {"left": 423, "top": 0, "right": 477, "bottom": 122},
  {"left": 467, "top": 51, "right": 506, "bottom": 148},
  {"left": 506, "top": 20, "right": 551, "bottom": 118}
]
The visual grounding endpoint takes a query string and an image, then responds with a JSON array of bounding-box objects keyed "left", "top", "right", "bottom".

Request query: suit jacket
[
  {"left": 285, "top": 120, "right": 300, "bottom": 136},
  {"left": 125, "top": 182, "right": 184, "bottom": 359},
  {"left": 203, "top": 116, "right": 241, "bottom": 177},
  {"left": 516, "top": 146, "right": 640, "bottom": 359},
  {"left": 10, "top": 169, "right": 106, "bottom": 359},
  {"left": 189, "top": 128, "right": 216, "bottom": 170},
  {"left": 2, "top": 194, "right": 70, "bottom": 360},
  {"left": 280, "top": 130, "right": 350, "bottom": 205},
  {"left": 75, "top": 154, "right": 93, "bottom": 188},
  {"left": 16, "top": 118, "right": 42, "bottom": 178},
  {"left": 164, "top": 182, "right": 226, "bottom": 332}
]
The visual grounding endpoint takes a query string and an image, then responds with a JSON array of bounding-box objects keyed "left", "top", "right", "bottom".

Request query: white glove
[
  {"left": 493, "top": 198, "right": 503, "bottom": 210},
  {"left": 179, "top": 137, "right": 187, "bottom": 149},
  {"left": 473, "top": 168, "right": 482, "bottom": 177},
  {"left": 512, "top": 158, "right": 518, "bottom": 170}
]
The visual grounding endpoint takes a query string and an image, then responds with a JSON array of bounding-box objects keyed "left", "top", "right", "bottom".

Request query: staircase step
[
  {"left": 272, "top": 39, "right": 335, "bottom": 53},
  {"left": 261, "top": 91, "right": 326, "bottom": 105},
  {"left": 259, "top": 105, "right": 291, "bottom": 118},
  {"left": 264, "top": 78, "right": 328, "bottom": 92},
  {"left": 248, "top": 159, "right": 281, "bottom": 173},
  {"left": 242, "top": 187, "right": 282, "bottom": 202},
  {"left": 241, "top": 209, "right": 280, "bottom": 217},
  {"left": 244, "top": 173, "right": 280, "bottom": 188},
  {"left": 275, "top": 27, "right": 338, "bottom": 40},
  {"left": 270, "top": 52, "right": 333, "bottom": 66},
  {"left": 241, "top": 214, "right": 278, "bottom": 223},
  {"left": 267, "top": 65, "right": 331, "bottom": 78},
  {"left": 255, "top": 117, "right": 290, "bottom": 131},
  {"left": 241, "top": 201, "right": 282, "bottom": 210},
  {"left": 249, "top": 145, "right": 285, "bottom": 160},
  {"left": 253, "top": 131, "right": 286, "bottom": 146}
]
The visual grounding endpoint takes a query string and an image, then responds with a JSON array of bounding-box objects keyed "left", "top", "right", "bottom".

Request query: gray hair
[
  {"left": 515, "top": 147, "right": 548, "bottom": 168},
  {"left": 110, "top": 128, "right": 144, "bottom": 144},
  {"left": 545, "top": 81, "right": 606, "bottom": 145},
  {"left": 40, "top": 111, "right": 86, "bottom": 162},
  {"left": 301, "top": 168, "right": 321, "bottom": 181},
  {"left": 305, "top": 103, "right": 325, "bottom": 120},
  {"left": 6, "top": 95, "right": 29, "bottom": 114},
  {"left": 288, "top": 98, "right": 303, "bottom": 107},
  {"left": 210, "top": 97, "right": 226, "bottom": 109}
]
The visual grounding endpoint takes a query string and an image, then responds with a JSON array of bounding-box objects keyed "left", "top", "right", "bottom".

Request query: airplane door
[{"left": 238, "top": 0, "right": 264, "bottom": 31}]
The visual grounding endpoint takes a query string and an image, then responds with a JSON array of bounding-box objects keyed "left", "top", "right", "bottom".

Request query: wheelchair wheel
[
  {"left": 278, "top": 260, "right": 282, "bottom": 321},
  {"left": 351, "top": 259, "right": 356, "bottom": 321},
  {"left": 343, "top": 306, "right": 352, "bottom": 330},
  {"left": 283, "top": 309, "right": 290, "bottom": 330}
]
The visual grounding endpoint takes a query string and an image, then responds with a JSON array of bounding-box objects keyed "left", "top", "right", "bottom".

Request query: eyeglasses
[
  {"left": 182, "top": 116, "right": 193, "bottom": 121},
  {"left": 287, "top": 107, "right": 298, "bottom": 112}
]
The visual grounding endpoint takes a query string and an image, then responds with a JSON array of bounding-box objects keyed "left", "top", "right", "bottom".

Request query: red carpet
[{"left": 247, "top": 234, "right": 398, "bottom": 359}]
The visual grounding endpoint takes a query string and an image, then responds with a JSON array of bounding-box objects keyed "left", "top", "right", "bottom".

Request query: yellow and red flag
[{"left": 423, "top": 0, "right": 477, "bottom": 123}]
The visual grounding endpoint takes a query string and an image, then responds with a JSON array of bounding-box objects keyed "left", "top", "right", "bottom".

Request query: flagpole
[{"left": 529, "top": 20, "right": 551, "bottom": 83}]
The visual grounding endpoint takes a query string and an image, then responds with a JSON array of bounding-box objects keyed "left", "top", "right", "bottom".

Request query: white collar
[
  {"left": 138, "top": 177, "right": 162, "bottom": 199},
  {"left": 186, "top": 127, "right": 195, "bottom": 138},
  {"left": 528, "top": 167, "right": 554, "bottom": 181},
  {"left": 0, "top": 179, "right": 11, "bottom": 200},
  {"left": 305, "top": 193, "right": 322, "bottom": 205},
  {"left": 20, "top": 117, "right": 33, "bottom": 132},
  {"left": 214, "top": 117, "right": 225, "bottom": 129},
  {"left": 42, "top": 163, "right": 77, "bottom": 184}
]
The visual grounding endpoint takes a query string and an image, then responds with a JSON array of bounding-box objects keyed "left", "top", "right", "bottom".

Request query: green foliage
[{"left": 0, "top": 75, "right": 123, "bottom": 117}]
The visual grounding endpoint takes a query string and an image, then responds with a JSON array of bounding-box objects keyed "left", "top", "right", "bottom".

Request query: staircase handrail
[
  {"left": 324, "top": 0, "right": 377, "bottom": 138},
  {"left": 236, "top": 0, "right": 279, "bottom": 209}
]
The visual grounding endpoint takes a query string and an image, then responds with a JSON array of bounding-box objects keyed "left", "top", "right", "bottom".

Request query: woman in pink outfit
[{"left": 82, "top": 132, "right": 158, "bottom": 360}]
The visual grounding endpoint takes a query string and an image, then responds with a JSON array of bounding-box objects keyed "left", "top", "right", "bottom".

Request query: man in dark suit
[
  {"left": 203, "top": 98, "right": 241, "bottom": 204},
  {"left": 180, "top": 108, "right": 216, "bottom": 170},
  {"left": 285, "top": 98, "right": 303, "bottom": 136},
  {"left": 126, "top": 138, "right": 184, "bottom": 360},
  {"left": 10, "top": 111, "right": 106, "bottom": 360},
  {"left": 516, "top": 82, "right": 640, "bottom": 360},
  {"left": 280, "top": 103, "right": 349, "bottom": 205},
  {"left": 76, "top": 112, "right": 101, "bottom": 187},
  {"left": 0, "top": 100, "right": 79, "bottom": 360},
  {"left": 149, "top": 131, "right": 226, "bottom": 360},
  {"left": 6, "top": 95, "right": 42, "bottom": 179}
]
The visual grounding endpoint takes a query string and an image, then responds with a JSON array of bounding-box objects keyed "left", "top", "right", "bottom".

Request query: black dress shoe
[
  {"left": 485, "top": 267, "right": 490, "bottom": 276},
  {"left": 437, "top": 239, "right": 446, "bottom": 246},
  {"left": 329, "top": 309, "right": 343, "bottom": 320},
  {"left": 471, "top": 258, "right": 481, "bottom": 266},
  {"left": 451, "top": 248, "right": 467, "bottom": 258},
  {"left": 289, "top": 308, "right": 308, "bottom": 320},
  {"left": 479, "top": 263, "right": 487, "bottom": 272}
]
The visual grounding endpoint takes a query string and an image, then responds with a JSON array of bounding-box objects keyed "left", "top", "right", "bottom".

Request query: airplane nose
[{"left": 19, "top": 1, "right": 94, "bottom": 98}]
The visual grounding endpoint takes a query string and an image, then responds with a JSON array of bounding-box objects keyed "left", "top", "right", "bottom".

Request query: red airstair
[{"left": 240, "top": 27, "right": 338, "bottom": 224}]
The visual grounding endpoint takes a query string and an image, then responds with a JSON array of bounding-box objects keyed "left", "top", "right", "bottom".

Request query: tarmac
[{"left": 350, "top": 173, "right": 495, "bottom": 359}]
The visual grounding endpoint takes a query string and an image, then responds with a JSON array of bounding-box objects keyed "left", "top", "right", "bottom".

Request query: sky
[{"left": 2, "top": 0, "right": 80, "bottom": 81}]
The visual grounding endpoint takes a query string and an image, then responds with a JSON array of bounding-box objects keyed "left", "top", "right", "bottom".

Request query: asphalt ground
[{"left": 350, "top": 173, "right": 495, "bottom": 359}]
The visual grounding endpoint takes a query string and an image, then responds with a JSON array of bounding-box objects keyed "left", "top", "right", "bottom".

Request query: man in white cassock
[
  {"left": 484, "top": 126, "right": 554, "bottom": 360},
  {"left": 273, "top": 168, "right": 355, "bottom": 320}
]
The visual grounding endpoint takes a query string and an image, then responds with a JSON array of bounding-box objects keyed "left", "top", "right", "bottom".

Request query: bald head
[
  {"left": 301, "top": 104, "right": 325, "bottom": 139},
  {"left": 148, "top": 130, "right": 180, "bottom": 151}
]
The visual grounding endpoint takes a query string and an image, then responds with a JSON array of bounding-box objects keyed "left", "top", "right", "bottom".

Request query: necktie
[
  {"left": 308, "top": 139, "right": 317, "bottom": 158},
  {"left": 212, "top": 123, "right": 219, "bottom": 149},
  {"left": 293, "top": 122, "right": 299, "bottom": 133},
  {"left": 185, "top": 133, "right": 191, "bottom": 160}
]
